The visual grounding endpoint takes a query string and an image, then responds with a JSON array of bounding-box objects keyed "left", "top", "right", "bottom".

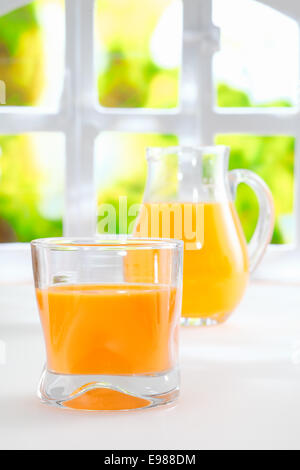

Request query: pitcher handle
[{"left": 228, "top": 169, "right": 275, "bottom": 273}]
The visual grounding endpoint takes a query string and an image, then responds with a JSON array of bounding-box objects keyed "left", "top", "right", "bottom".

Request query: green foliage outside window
[
  {"left": 0, "top": 0, "right": 295, "bottom": 244},
  {"left": 215, "top": 84, "right": 294, "bottom": 244},
  {"left": 0, "top": 3, "right": 44, "bottom": 106}
]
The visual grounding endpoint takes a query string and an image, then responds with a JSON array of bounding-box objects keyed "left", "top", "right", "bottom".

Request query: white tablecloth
[{"left": 0, "top": 282, "right": 300, "bottom": 450}]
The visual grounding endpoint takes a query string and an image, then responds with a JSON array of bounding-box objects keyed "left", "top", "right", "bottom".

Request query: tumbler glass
[{"left": 31, "top": 237, "right": 183, "bottom": 411}]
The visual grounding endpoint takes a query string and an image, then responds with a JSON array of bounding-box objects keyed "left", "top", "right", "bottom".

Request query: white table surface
[{"left": 0, "top": 281, "right": 300, "bottom": 450}]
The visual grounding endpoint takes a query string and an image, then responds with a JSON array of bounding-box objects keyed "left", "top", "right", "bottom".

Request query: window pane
[
  {"left": 95, "top": 0, "right": 182, "bottom": 109},
  {"left": 213, "top": 0, "right": 299, "bottom": 108},
  {"left": 0, "top": 133, "right": 65, "bottom": 242},
  {"left": 95, "top": 132, "right": 178, "bottom": 234},
  {"left": 0, "top": 0, "right": 65, "bottom": 107},
  {"left": 215, "top": 134, "right": 295, "bottom": 245}
]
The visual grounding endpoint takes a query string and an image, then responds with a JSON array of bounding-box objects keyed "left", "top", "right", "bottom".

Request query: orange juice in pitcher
[{"left": 134, "top": 146, "right": 275, "bottom": 326}]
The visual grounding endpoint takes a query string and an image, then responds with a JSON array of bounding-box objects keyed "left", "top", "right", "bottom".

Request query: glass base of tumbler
[{"left": 38, "top": 367, "right": 180, "bottom": 411}]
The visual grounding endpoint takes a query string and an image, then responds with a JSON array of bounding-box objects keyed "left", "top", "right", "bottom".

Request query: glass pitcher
[{"left": 134, "top": 146, "right": 275, "bottom": 326}]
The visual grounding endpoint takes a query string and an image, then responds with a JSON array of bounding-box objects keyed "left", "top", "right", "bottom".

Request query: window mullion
[
  {"left": 78, "top": 0, "right": 98, "bottom": 237},
  {"left": 259, "top": 0, "right": 300, "bottom": 19},
  {"left": 0, "top": 0, "right": 32, "bottom": 17},
  {"left": 181, "top": 0, "right": 219, "bottom": 146},
  {"left": 212, "top": 109, "right": 299, "bottom": 135},
  {"left": 0, "top": 108, "right": 65, "bottom": 133},
  {"left": 64, "top": 0, "right": 96, "bottom": 237},
  {"left": 92, "top": 110, "right": 185, "bottom": 136},
  {"left": 294, "top": 23, "right": 300, "bottom": 250},
  {"left": 293, "top": 140, "right": 300, "bottom": 249}
]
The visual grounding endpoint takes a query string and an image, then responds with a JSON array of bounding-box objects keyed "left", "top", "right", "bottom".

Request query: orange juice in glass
[
  {"left": 32, "top": 238, "right": 183, "bottom": 411},
  {"left": 133, "top": 147, "right": 275, "bottom": 326}
]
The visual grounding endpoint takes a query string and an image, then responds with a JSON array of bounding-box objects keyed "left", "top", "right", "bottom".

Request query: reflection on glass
[
  {"left": 95, "top": 0, "right": 182, "bottom": 108},
  {"left": 216, "top": 134, "right": 295, "bottom": 245},
  {"left": 0, "top": 0, "right": 65, "bottom": 107},
  {"left": 0, "top": 133, "right": 65, "bottom": 242}
]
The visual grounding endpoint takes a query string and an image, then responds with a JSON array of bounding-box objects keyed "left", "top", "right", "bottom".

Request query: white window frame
[{"left": 0, "top": 0, "right": 300, "bottom": 282}]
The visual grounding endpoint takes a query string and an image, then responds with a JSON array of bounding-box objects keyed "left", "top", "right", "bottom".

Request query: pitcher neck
[{"left": 145, "top": 146, "right": 231, "bottom": 203}]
